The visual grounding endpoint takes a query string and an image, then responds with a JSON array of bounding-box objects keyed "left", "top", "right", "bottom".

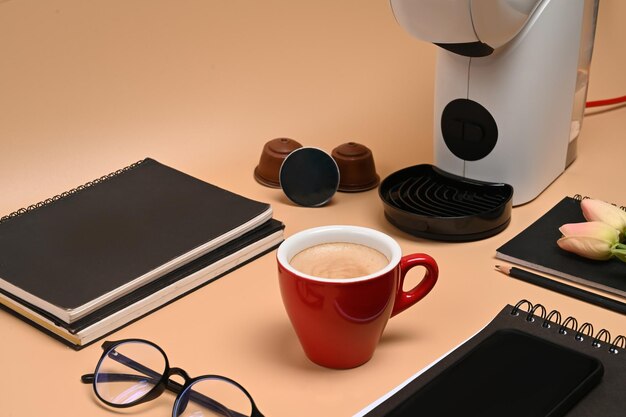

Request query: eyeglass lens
[
  {"left": 175, "top": 377, "right": 253, "bottom": 417},
  {"left": 95, "top": 340, "right": 166, "bottom": 405}
]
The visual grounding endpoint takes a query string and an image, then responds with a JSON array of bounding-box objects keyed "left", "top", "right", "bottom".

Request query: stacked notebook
[{"left": 0, "top": 158, "right": 284, "bottom": 349}]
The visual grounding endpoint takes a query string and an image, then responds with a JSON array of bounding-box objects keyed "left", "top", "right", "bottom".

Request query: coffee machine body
[{"left": 391, "top": 0, "right": 599, "bottom": 205}]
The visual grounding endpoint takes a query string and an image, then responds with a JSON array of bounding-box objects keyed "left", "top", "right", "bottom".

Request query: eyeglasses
[{"left": 81, "top": 339, "right": 264, "bottom": 417}]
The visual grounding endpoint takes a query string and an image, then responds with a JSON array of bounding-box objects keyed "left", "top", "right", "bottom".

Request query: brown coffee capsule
[
  {"left": 254, "top": 138, "right": 303, "bottom": 188},
  {"left": 331, "top": 142, "right": 380, "bottom": 192}
]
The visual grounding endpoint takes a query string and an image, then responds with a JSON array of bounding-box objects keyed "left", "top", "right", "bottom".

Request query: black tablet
[{"left": 370, "top": 329, "right": 603, "bottom": 417}]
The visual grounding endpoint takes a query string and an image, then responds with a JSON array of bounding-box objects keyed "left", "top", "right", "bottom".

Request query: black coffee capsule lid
[
  {"left": 279, "top": 147, "right": 340, "bottom": 207},
  {"left": 379, "top": 164, "right": 513, "bottom": 241}
]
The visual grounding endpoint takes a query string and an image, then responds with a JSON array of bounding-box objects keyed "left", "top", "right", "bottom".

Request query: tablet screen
[{"left": 387, "top": 329, "right": 603, "bottom": 417}]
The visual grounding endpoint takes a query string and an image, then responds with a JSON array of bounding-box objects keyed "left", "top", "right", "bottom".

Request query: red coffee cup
[{"left": 277, "top": 225, "right": 438, "bottom": 369}]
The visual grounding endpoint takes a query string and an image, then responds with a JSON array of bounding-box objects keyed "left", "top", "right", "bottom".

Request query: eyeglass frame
[{"left": 81, "top": 338, "right": 264, "bottom": 417}]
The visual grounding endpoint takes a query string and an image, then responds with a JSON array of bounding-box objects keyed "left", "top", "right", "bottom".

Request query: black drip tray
[{"left": 379, "top": 164, "right": 513, "bottom": 241}]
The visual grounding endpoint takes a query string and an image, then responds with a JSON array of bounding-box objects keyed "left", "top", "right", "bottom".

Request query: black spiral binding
[
  {"left": 512, "top": 299, "right": 625, "bottom": 355},
  {"left": 573, "top": 194, "right": 626, "bottom": 212},
  {"left": 0, "top": 159, "right": 146, "bottom": 225}
]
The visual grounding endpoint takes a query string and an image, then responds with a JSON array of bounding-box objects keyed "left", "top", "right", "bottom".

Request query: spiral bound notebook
[
  {"left": 356, "top": 300, "right": 625, "bottom": 417},
  {"left": 496, "top": 195, "right": 626, "bottom": 299},
  {"left": 0, "top": 158, "right": 274, "bottom": 325}
]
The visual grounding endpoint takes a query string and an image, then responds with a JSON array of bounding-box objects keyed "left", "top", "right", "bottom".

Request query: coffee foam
[{"left": 289, "top": 242, "right": 389, "bottom": 279}]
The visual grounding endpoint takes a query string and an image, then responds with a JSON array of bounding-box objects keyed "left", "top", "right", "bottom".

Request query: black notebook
[
  {"left": 496, "top": 195, "right": 626, "bottom": 299},
  {"left": 357, "top": 301, "right": 626, "bottom": 417},
  {"left": 0, "top": 218, "right": 284, "bottom": 349},
  {"left": 0, "top": 158, "right": 273, "bottom": 324}
]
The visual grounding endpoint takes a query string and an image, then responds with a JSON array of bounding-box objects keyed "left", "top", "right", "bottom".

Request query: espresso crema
[{"left": 289, "top": 242, "right": 389, "bottom": 279}]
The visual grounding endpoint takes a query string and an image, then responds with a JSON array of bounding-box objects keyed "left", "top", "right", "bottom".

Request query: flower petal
[
  {"left": 581, "top": 199, "right": 626, "bottom": 232},
  {"left": 559, "top": 221, "right": 620, "bottom": 243},
  {"left": 557, "top": 236, "right": 614, "bottom": 260}
]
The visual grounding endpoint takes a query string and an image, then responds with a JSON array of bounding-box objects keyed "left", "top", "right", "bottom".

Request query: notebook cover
[
  {"left": 0, "top": 218, "right": 284, "bottom": 349},
  {"left": 0, "top": 158, "right": 271, "bottom": 321},
  {"left": 496, "top": 196, "right": 626, "bottom": 298},
  {"left": 361, "top": 303, "right": 626, "bottom": 417}
]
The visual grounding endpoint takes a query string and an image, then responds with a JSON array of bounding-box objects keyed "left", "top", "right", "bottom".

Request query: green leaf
[{"left": 611, "top": 244, "right": 626, "bottom": 263}]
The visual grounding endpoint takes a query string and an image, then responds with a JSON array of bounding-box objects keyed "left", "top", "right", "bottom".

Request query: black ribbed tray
[{"left": 379, "top": 164, "right": 513, "bottom": 241}]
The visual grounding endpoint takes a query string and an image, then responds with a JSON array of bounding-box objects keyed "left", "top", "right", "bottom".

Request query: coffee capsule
[
  {"left": 279, "top": 147, "right": 339, "bottom": 207},
  {"left": 331, "top": 142, "right": 379, "bottom": 192},
  {"left": 254, "top": 138, "right": 303, "bottom": 188}
]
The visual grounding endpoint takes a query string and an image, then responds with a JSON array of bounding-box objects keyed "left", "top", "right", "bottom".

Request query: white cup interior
[{"left": 277, "top": 225, "right": 401, "bottom": 283}]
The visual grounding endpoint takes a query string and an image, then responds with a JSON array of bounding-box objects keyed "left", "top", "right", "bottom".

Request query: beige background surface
[{"left": 0, "top": 1, "right": 625, "bottom": 416}]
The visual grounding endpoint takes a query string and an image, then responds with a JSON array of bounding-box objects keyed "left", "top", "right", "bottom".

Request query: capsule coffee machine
[{"left": 390, "top": 0, "right": 599, "bottom": 205}]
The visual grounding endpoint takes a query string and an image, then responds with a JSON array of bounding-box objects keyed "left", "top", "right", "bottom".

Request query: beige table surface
[{"left": 1, "top": 1, "right": 625, "bottom": 416}]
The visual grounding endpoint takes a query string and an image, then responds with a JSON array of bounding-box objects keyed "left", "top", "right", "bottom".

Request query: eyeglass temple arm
[
  {"left": 80, "top": 349, "right": 162, "bottom": 386},
  {"left": 81, "top": 350, "right": 246, "bottom": 417},
  {"left": 81, "top": 372, "right": 159, "bottom": 384}
]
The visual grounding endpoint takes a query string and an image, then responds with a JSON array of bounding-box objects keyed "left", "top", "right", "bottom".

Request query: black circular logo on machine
[{"left": 440, "top": 98, "right": 498, "bottom": 161}]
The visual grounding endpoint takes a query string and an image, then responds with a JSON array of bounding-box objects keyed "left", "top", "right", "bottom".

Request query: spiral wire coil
[
  {"left": 512, "top": 299, "right": 625, "bottom": 354},
  {"left": 573, "top": 194, "right": 626, "bottom": 212},
  {"left": 0, "top": 159, "right": 146, "bottom": 224}
]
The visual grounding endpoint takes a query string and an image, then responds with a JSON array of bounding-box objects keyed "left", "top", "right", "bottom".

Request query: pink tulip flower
[
  {"left": 557, "top": 221, "right": 626, "bottom": 262},
  {"left": 581, "top": 198, "right": 626, "bottom": 236}
]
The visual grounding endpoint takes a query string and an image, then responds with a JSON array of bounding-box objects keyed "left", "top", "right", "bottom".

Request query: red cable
[{"left": 586, "top": 95, "right": 626, "bottom": 108}]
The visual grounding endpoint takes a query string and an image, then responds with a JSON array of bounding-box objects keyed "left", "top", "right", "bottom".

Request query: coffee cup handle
[{"left": 390, "top": 253, "right": 438, "bottom": 317}]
